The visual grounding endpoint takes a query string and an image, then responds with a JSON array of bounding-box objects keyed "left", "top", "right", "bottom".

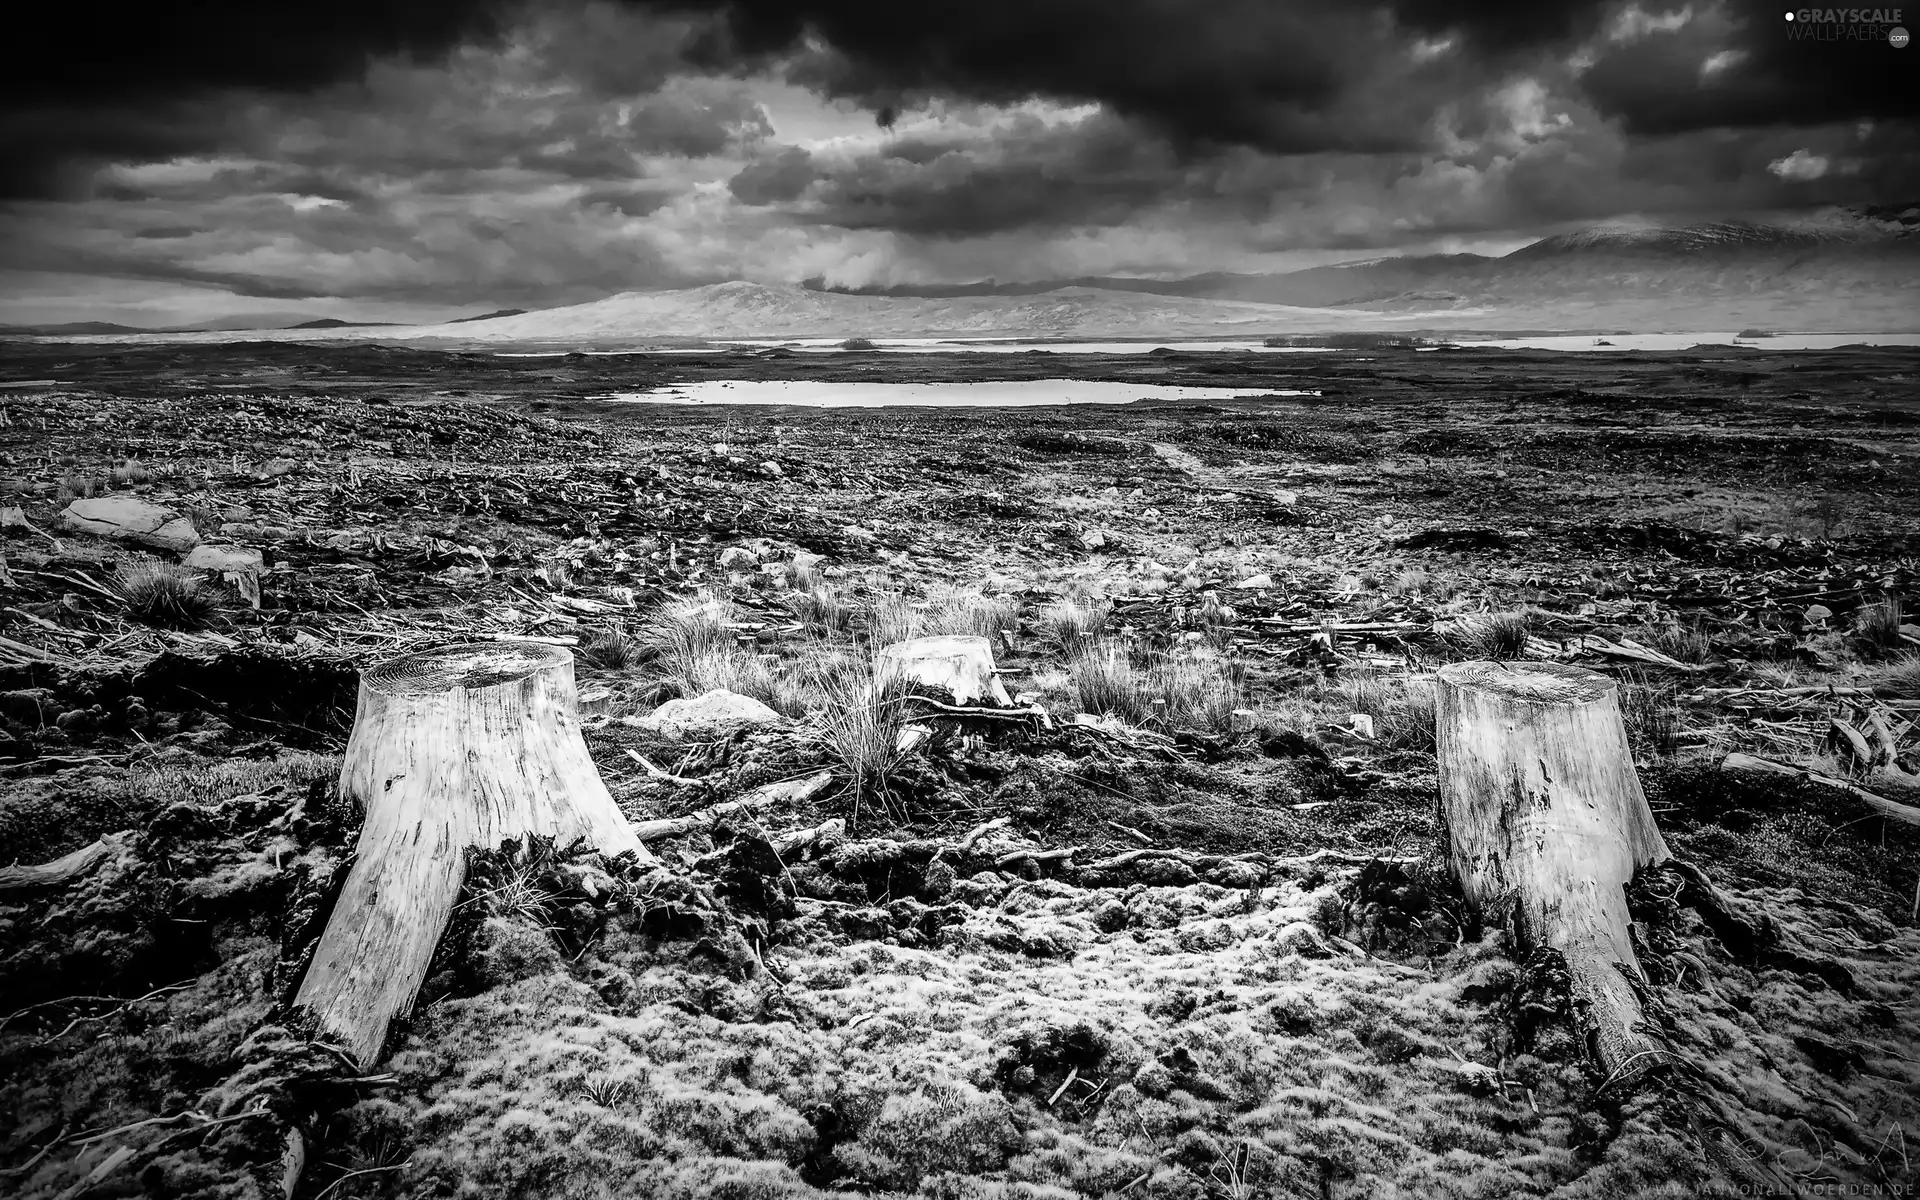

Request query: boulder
[
  {"left": 1234, "top": 573, "right": 1274, "bottom": 590},
  {"left": 627, "top": 688, "right": 781, "bottom": 738},
  {"left": 57, "top": 496, "right": 200, "bottom": 552}
]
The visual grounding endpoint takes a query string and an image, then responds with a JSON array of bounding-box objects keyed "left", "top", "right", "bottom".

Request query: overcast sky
[{"left": 1, "top": 0, "right": 1914, "bottom": 325}]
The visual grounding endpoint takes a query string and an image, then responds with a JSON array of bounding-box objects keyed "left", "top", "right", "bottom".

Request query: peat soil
[{"left": 0, "top": 341, "right": 1917, "bottom": 1200}]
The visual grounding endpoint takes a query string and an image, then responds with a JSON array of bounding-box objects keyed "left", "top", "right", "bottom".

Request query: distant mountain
[
  {"left": 449, "top": 308, "right": 527, "bottom": 323},
  {"left": 1, "top": 321, "right": 147, "bottom": 336},
  {"left": 24, "top": 205, "right": 1920, "bottom": 344},
  {"left": 288, "top": 318, "right": 401, "bottom": 329}
]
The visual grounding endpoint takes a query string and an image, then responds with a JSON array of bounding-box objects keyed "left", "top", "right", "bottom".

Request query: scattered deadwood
[
  {"left": 0, "top": 836, "right": 116, "bottom": 891},
  {"left": 627, "top": 771, "right": 835, "bottom": 842},
  {"left": 1720, "top": 751, "right": 1920, "bottom": 827},
  {"left": 294, "top": 641, "right": 653, "bottom": 1067},
  {"left": 1436, "top": 660, "right": 1675, "bottom": 1090}
]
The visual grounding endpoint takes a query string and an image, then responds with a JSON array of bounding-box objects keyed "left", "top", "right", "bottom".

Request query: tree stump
[
  {"left": 294, "top": 641, "right": 649, "bottom": 1066},
  {"left": 874, "top": 634, "right": 1014, "bottom": 707},
  {"left": 1435, "top": 660, "right": 1673, "bottom": 1087}
]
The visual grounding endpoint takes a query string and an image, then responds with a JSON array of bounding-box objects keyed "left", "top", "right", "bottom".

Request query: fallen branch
[
  {"left": 624, "top": 749, "right": 699, "bottom": 786},
  {"left": 0, "top": 837, "right": 114, "bottom": 891},
  {"left": 629, "top": 771, "right": 834, "bottom": 842},
  {"left": 1720, "top": 752, "right": 1920, "bottom": 827},
  {"left": 0, "top": 631, "right": 76, "bottom": 667}
]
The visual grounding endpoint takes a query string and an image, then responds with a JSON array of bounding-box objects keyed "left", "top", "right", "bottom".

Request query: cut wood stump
[
  {"left": 1435, "top": 660, "right": 1674, "bottom": 1088},
  {"left": 294, "top": 641, "right": 651, "bottom": 1066},
  {"left": 875, "top": 634, "right": 1014, "bottom": 707}
]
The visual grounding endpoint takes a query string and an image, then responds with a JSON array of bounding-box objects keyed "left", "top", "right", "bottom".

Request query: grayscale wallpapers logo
[{"left": 1783, "top": 7, "right": 1910, "bottom": 41}]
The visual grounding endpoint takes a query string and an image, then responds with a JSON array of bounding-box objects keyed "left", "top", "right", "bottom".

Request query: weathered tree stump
[
  {"left": 294, "top": 641, "right": 649, "bottom": 1066},
  {"left": 1435, "top": 660, "right": 1673, "bottom": 1087},
  {"left": 874, "top": 634, "right": 1014, "bottom": 707}
]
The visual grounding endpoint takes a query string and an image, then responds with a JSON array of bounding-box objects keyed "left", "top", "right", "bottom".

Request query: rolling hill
[{"left": 19, "top": 206, "right": 1920, "bottom": 344}]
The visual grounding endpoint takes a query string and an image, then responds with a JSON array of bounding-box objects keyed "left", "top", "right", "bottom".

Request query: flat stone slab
[
  {"left": 183, "top": 544, "right": 264, "bottom": 573},
  {"left": 58, "top": 496, "right": 200, "bottom": 553}
]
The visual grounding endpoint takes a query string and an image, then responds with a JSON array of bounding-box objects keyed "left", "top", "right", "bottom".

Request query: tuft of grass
[
  {"left": 578, "top": 1074, "right": 631, "bottom": 1107},
  {"left": 634, "top": 592, "right": 782, "bottom": 703},
  {"left": 56, "top": 475, "right": 98, "bottom": 503},
  {"left": 635, "top": 591, "right": 735, "bottom": 664},
  {"left": 924, "top": 586, "right": 1021, "bottom": 640},
  {"left": 109, "top": 458, "right": 152, "bottom": 486},
  {"left": 1618, "top": 669, "right": 1682, "bottom": 758},
  {"left": 1068, "top": 639, "right": 1245, "bottom": 732},
  {"left": 1332, "top": 672, "right": 1437, "bottom": 753},
  {"left": 790, "top": 582, "right": 854, "bottom": 633},
  {"left": 1853, "top": 596, "right": 1906, "bottom": 657},
  {"left": 474, "top": 860, "right": 557, "bottom": 926},
  {"left": 789, "top": 553, "right": 826, "bottom": 592},
  {"left": 1873, "top": 652, "right": 1920, "bottom": 699},
  {"left": 865, "top": 591, "right": 922, "bottom": 649},
  {"left": 1039, "top": 590, "right": 1111, "bottom": 648},
  {"left": 1447, "top": 610, "right": 1531, "bottom": 660},
  {"left": 817, "top": 661, "right": 909, "bottom": 820},
  {"left": 577, "top": 622, "right": 636, "bottom": 670},
  {"left": 1636, "top": 620, "right": 1714, "bottom": 665},
  {"left": 671, "top": 644, "right": 778, "bottom": 703},
  {"left": 114, "top": 560, "right": 217, "bottom": 629}
]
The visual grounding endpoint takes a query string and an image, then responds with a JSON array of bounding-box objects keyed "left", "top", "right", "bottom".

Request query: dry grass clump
[
  {"left": 1618, "top": 670, "right": 1683, "bottom": 758},
  {"left": 109, "top": 458, "right": 153, "bottom": 486},
  {"left": 634, "top": 592, "right": 781, "bottom": 703},
  {"left": 866, "top": 586, "right": 1022, "bottom": 648},
  {"left": 817, "top": 661, "right": 909, "bottom": 818},
  {"left": 671, "top": 645, "right": 778, "bottom": 703},
  {"left": 1331, "top": 672, "right": 1437, "bottom": 753},
  {"left": 576, "top": 622, "right": 636, "bottom": 670},
  {"left": 113, "top": 560, "right": 218, "bottom": 629},
  {"left": 472, "top": 858, "right": 558, "bottom": 927},
  {"left": 1446, "top": 610, "right": 1532, "bottom": 660},
  {"left": 1040, "top": 589, "right": 1112, "bottom": 648},
  {"left": 55, "top": 474, "right": 99, "bottom": 502},
  {"left": 788, "top": 553, "right": 826, "bottom": 592},
  {"left": 789, "top": 581, "right": 853, "bottom": 633},
  {"left": 634, "top": 591, "right": 735, "bottom": 663},
  {"left": 1636, "top": 619, "right": 1714, "bottom": 665},
  {"left": 1068, "top": 640, "right": 1244, "bottom": 732},
  {"left": 1852, "top": 596, "right": 1906, "bottom": 657},
  {"left": 1872, "top": 652, "right": 1920, "bottom": 699},
  {"left": 924, "top": 586, "right": 1021, "bottom": 640}
]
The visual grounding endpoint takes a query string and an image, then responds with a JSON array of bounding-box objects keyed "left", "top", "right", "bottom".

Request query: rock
[
  {"left": 57, "top": 496, "right": 200, "bottom": 552},
  {"left": 1803, "top": 604, "right": 1833, "bottom": 625},
  {"left": 759, "top": 461, "right": 783, "bottom": 477},
  {"left": 717, "top": 546, "right": 758, "bottom": 569},
  {"left": 626, "top": 688, "right": 781, "bottom": 738},
  {"left": 1080, "top": 529, "right": 1108, "bottom": 551},
  {"left": 1234, "top": 573, "right": 1274, "bottom": 590},
  {"left": 183, "top": 544, "right": 264, "bottom": 574}
]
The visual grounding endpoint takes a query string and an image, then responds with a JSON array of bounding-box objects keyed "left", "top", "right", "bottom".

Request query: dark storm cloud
[
  {"left": 1582, "top": 3, "right": 1920, "bottom": 134},
  {"left": 0, "top": 1, "right": 510, "bottom": 197},
  {"left": 728, "top": 147, "right": 818, "bottom": 204},
  {"left": 653, "top": 0, "right": 1616, "bottom": 151}
]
